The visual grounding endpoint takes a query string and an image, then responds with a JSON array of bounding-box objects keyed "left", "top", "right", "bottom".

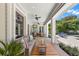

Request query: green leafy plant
[
  {"left": 0, "top": 40, "right": 24, "bottom": 56},
  {"left": 56, "top": 15, "right": 79, "bottom": 34},
  {"left": 59, "top": 43, "right": 79, "bottom": 56}
]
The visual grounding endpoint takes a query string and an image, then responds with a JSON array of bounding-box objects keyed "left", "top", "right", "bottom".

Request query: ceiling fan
[
  {"left": 35, "top": 14, "right": 41, "bottom": 24},
  {"left": 35, "top": 14, "right": 41, "bottom": 20}
]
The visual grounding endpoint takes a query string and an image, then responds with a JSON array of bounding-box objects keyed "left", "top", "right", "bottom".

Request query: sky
[{"left": 57, "top": 4, "right": 79, "bottom": 20}]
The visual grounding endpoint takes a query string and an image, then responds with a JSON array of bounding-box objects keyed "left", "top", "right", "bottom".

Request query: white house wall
[
  {"left": 14, "top": 4, "right": 35, "bottom": 38},
  {"left": 0, "top": 4, "right": 6, "bottom": 42},
  {"left": 6, "top": 4, "right": 13, "bottom": 42},
  {"left": 15, "top": 3, "right": 28, "bottom": 37},
  {"left": 4, "top": 3, "right": 29, "bottom": 43}
]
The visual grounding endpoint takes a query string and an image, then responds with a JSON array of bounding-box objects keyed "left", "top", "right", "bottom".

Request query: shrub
[
  {"left": 59, "top": 43, "right": 79, "bottom": 56},
  {"left": 59, "top": 43, "right": 66, "bottom": 49},
  {"left": 0, "top": 40, "right": 24, "bottom": 56}
]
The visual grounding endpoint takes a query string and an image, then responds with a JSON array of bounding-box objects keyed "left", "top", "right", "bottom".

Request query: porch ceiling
[{"left": 20, "top": 3, "right": 55, "bottom": 24}]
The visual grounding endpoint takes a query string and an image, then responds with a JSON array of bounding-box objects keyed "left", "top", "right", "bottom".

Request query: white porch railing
[{"left": 56, "top": 35, "right": 79, "bottom": 50}]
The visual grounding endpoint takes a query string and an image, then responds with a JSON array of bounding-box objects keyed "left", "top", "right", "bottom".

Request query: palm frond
[
  {"left": 0, "top": 47, "right": 6, "bottom": 55},
  {"left": 8, "top": 40, "right": 23, "bottom": 56},
  {"left": 0, "top": 40, "right": 24, "bottom": 56},
  {"left": 0, "top": 40, "right": 6, "bottom": 49}
]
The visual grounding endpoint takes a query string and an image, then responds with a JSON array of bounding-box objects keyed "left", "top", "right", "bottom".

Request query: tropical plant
[
  {"left": 0, "top": 40, "right": 24, "bottom": 56},
  {"left": 56, "top": 15, "right": 79, "bottom": 34},
  {"left": 48, "top": 24, "right": 51, "bottom": 34}
]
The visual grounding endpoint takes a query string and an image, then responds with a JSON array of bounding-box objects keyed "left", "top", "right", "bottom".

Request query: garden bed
[{"left": 59, "top": 43, "right": 79, "bottom": 56}]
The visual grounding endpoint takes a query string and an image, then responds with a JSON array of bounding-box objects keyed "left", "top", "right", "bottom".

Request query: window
[{"left": 16, "top": 12, "right": 24, "bottom": 38}]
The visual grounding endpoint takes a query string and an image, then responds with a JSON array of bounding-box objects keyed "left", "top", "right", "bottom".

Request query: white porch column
[
  {"left": 12, "top": 4, "right": 16, "bottom": 40},
  {"left": 46, "top": 24, "right": 48, "bottom": 37},
  {"left": 38, "top": 25, "right": 39, "bottom": 33},
  {"left": 51, "top": 18, "right": 56, "bottom": 43},
  {"left": 44, "top": 24, "right": 48, "bottom": 37},
  {"left": 6, "top": 4, "right": 13, "bottom": 43}
]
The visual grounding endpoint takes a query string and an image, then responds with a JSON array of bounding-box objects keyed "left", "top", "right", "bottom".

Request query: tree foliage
[
  {"left": 48, "top": 24, "right": 51, "bottom": 34},
  {"left": 56, "top": 15, "right": 79, "bottom": 33}
]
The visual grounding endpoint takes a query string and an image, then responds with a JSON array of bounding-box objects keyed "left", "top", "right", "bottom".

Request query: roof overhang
[{"left": 43, "top": 3, "right": 65, "bottom": 25}]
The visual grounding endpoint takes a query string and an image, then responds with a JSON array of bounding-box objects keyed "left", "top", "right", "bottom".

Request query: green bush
[
  {"left": 59, "top": 43, "right": 66, "bottom": 49},
  {"left": 59, "top": 43, "right": 79, "bottom": 56},
  {"left": 0, "top": 40, "right": 24, "bottom": 56},
  {"left": 69, "top": 47, "right": 79, "bottom": 56}
]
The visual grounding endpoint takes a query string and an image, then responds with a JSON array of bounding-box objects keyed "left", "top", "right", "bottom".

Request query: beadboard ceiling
[{"left": 20, "top": 3, "right": 55, "bottom": 24}]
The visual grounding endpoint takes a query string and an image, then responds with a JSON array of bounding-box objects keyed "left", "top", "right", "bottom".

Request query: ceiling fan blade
[
  {"left": 35, "top": 14, "right": 37, "bottom": 16},
  {"left": 38, "top": 17, "right": 41, "bottom": 18},
  {"left": 34, "top": 14, "right": 41, "bottom": 21}
]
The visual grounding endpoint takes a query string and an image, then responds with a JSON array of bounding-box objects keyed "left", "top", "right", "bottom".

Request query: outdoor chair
[{"left": 23, "top": 36, "right": 29, "bottom": 56}]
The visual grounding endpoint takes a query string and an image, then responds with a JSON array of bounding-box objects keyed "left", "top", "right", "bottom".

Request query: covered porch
[{"left": 0, "top": 3, "right": 78, "bottom": 56}]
